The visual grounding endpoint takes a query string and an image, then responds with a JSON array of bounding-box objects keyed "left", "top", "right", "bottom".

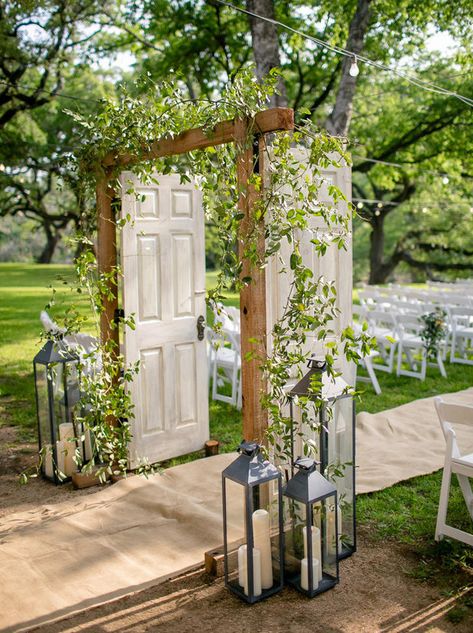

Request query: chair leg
[
  {"left": 365, "top": 357, "right": 381, "bottom": 395},
  {"left": 437, "top": 352, "right": 447, "bottom": 378},
  {"left": 405, "top": 348, "right": 417, "bottom": 371},
  {"left": 435, "top": 459, "right": 452, "bottom": 542},
  {"left": 420, "top": 351, "right": 427, "bottom": 381},
  {"left": 450, "top": 331, "right": 457, "bottom": 364},
  {"left": 457, "top": 474, "right": 473, "bottom": 520},
  {"left": 396, "top": 342, "right": 403, "bottom": 376}
]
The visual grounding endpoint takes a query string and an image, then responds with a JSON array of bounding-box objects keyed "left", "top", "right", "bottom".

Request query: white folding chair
[
  {"left": 366, "top": 310, "right": 398, "bottom": 374},
  {"left": 207, "top": 327, "right": 242, "bottom": 409},
  {"left": 434, "top": 397, "right": 473, "bottom": 546},
  {"left": 396, "top": 314, "right": 446, "bottom": 380},
  {"left": 356, "top": 350, "right": 382, "bottom": 395},
  {"left": 449, "top": 307, "right": 473, "bottom": 366}
]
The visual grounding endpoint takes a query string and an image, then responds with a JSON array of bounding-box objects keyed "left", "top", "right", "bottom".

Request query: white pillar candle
[
  {"left": 56, "top": 440, "right": 67, "bottom": 477},
  {"left": 237, "top": 545, "right": 262, "bottom": 597},
  {"left": 300, "top": 557, "right": 320, "bottom": 591},
  {"left": 43, "top": 444, "right": 54, "bottom": 479},
  {"left": 303, "top": 526, "right": 323, "bottom": 581},
  {"left": 327, "top": 504, "right": 343, "bottom": 555},
  {"left": 59, "top": 422, "right": 74, "bottom": 441},
  {"left": 252, "top": 509, "right": 273, "bottom": 589},
  {"left": 56, "top": 440, "right": 75, "bottom": 477},
  {"left": 238, "top": 544, "right": 246, "bottom": 587}
]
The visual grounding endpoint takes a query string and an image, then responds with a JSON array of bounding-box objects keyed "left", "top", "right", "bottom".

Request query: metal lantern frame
[
  {"left": 222, "top": 441, "right": 284, "bottom": 604},
  {"left": 33, "top": 339, "right": 80, "bottom": 485},
  {"left": 288, "top": 357, "right": 356, "bottom": 560},
  {"left": 283, "top": 457, "right": 340, "bottom": 597}
]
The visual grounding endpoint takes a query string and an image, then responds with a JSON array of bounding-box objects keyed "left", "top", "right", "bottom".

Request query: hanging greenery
[
  {"left": 65, "top": 67, "right": 372, "bottom": 472},
  {"left": 420, "top": 308, "right": 447, "bottom": 362}
]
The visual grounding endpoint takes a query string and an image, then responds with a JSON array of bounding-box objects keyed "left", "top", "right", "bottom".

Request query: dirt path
[
  {"left": 0, "top": 426, "right": 104, "bottom": 520},
  {"left": 28, "top": 532, "right": 472, "bottom": 633},
  {"left": 1, "top": 426, "right": 471, "bottom": 633}
]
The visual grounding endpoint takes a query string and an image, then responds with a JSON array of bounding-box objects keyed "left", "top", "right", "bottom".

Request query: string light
[
  {"left": 357, "top": 201, "right": 364, "bottom": 209},
  {"left": 442, "top": 176, "right": 450, "bottom": 185},
  {"left": 349, "top": 56, "right": 360, "bottom": 78},
  {"left": 213, "top": 0, "right": 473, "bottom": 107}
]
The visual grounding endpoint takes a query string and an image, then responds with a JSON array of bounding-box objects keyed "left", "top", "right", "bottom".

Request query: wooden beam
[
  {"left": 236, "top": 120, "right": 268, "bottom": 444},
  {"left": 96, "top": 172, "right": 119, "bottom": 351},
  {"left": 102, "top": 107, "right": 294, "bottom": 169}
]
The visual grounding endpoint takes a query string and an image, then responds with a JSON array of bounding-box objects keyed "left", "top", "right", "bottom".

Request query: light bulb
[
  {"left": 357, "top": 201, "right": 364, "bottom": 209},
  {"left": 374, "top": 210, "right": 381, "bottom": 216},
  {"left": 377, "top": 202, "right": 383, "bottom": 209},
  {"left": 442, "top": 176, "right": 449, "bottom": 185},
  {"left": 349, "top": 56, "right": 360, "bottom": 77},
  {"left": 422, "top": 207, "right": 428, "bottom": 213}
]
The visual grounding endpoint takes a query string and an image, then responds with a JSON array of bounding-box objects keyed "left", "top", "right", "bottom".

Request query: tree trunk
[
  {"left": 325, "top": 0, "right": 372, "bottom": 136},
  {"left": 37, "top": 224, "right": 60, "bottom": 264},
  {"left": 368, "top": 217, "right": 405, "bottom": 284},
  {"left": 246, "top": 0, "right": 287, "bottom": 107}
]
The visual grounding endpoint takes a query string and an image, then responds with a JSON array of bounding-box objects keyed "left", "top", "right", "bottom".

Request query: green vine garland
[{"left": 63, "top": 67, "right": 372, "bottom": 475}]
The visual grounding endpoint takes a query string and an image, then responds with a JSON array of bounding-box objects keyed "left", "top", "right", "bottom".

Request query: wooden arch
[{"left": 95, "top": 107, "right": 294, "bottom": 444}]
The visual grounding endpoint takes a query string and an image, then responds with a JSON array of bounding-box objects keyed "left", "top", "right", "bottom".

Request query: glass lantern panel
[
  {"left": 223, "top": 478, "right": 247, "bottom": 596},
  {"left": 249, "top": 481, "right": 282, "bottom": 593},
  {"left": 320, "top": 496, "right": 338, "bottom": 583},
  {"left": 224, "top": 479, "right": 281, "bottom": 601},
  {"left": 283, "top": 497, "right": 305, "bottom": 586},
  {"left": 284, "top": 497, "right": 337, "bottom": 594},
  {"left": 50, "top": 363, "right": 68, "bottom": 427},
  {"left": 326, "top": 395, "right": 355, "bottom": 556},
  {"left": 35, "top": 364, "right": 51, "bottom": 448}
]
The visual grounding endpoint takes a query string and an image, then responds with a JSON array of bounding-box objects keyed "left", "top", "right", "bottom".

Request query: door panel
[
  {"left": 121, "top": 173, "right": 209, "bottom": 468},
  {"left": 265, "top": 150, "right": 352, "bottom": 375}
]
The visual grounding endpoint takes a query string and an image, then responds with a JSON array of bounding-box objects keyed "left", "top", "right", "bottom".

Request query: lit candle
[
  {"left": 303, "top": 526, "right": 322, "bottom": 581},
  {"left": 252, "top": 509, "right": 273, "bottom": 589},
  {"left": 300, "top": 557, "right": 320, "bottom": 591},
  {"left": 237, "top": 545, "right": 262, "bottom": 597}
]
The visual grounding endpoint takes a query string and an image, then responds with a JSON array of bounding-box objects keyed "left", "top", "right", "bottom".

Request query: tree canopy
[{"left": 0, "top": 0, "right": 472, "bottom": 280}]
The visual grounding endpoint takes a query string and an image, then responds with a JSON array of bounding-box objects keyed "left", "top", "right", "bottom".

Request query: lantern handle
[
  {"left": 238, "top": 440, "right": 260, "bottom": 457},
  {"left": 294, "top": 456, "right": 319, "bottom": 472}
]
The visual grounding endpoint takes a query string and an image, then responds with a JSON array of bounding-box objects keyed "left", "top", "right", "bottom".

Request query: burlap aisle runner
[
  {"left": 356, "top": 387, "right": 473, "bottom": 494},
  {"left": 1, "top": 388, "right": 473, "bottom": 631}
]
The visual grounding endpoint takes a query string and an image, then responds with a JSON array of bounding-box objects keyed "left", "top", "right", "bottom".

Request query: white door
[
  {"left": 265, "top": 150, "right": 353, "bottom": 378},
  {"left": 120, "top": 173, "right": 209, "bottom": 468}
]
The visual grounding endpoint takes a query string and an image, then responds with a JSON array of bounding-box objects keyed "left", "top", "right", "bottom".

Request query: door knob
[{"left": 197, "top": 315, "right": 205, "bottom": 341}]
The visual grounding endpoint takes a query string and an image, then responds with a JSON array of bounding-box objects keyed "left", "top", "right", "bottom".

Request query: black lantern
[
  {"left": 222, "top": 441, "right": 284, "bottom": 603},
  {"left": 289, "top": 358, "right": 356, "bottom": 559},
  {"left": 33, "top": 339, "right": 81, "bottom": 484},
  {"left": 283, "top": 457, "right": 339, "bottom": 596}
]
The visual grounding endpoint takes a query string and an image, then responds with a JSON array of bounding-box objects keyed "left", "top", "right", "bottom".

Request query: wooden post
[
  {"left": 96, "top": 171, "right": 119, "bottom": 351},
  {"left": 236, "top": 120, "right": 268, "bottom": 444}
]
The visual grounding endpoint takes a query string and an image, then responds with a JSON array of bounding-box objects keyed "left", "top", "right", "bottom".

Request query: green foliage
[
  {"left": 420, "top": 308, "right": 447, "bottom": 362},
  {"left": 69, "top": 69, "right": 371, "bottom": 465}
]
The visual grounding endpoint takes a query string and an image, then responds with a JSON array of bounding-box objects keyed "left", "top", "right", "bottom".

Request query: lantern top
[
  {"left": 222, "top": 441, "right": 280, "bottom": 486},
  {"left": 33, "top": 339, "right": 78, "bottom": 365},
  {"left": 288, "top": 356, "right": 349, "bottom": 401},
  {"left": 283, "top": 460, "right": 336, "bottom": 503},
  {"left": 294, "top": 456, "right": 318, "bottom": 473}
]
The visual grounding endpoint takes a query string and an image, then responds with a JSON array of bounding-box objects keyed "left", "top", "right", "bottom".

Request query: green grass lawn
[{"left": 1, "top": 263, "right": 472, "bottom": 612}]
